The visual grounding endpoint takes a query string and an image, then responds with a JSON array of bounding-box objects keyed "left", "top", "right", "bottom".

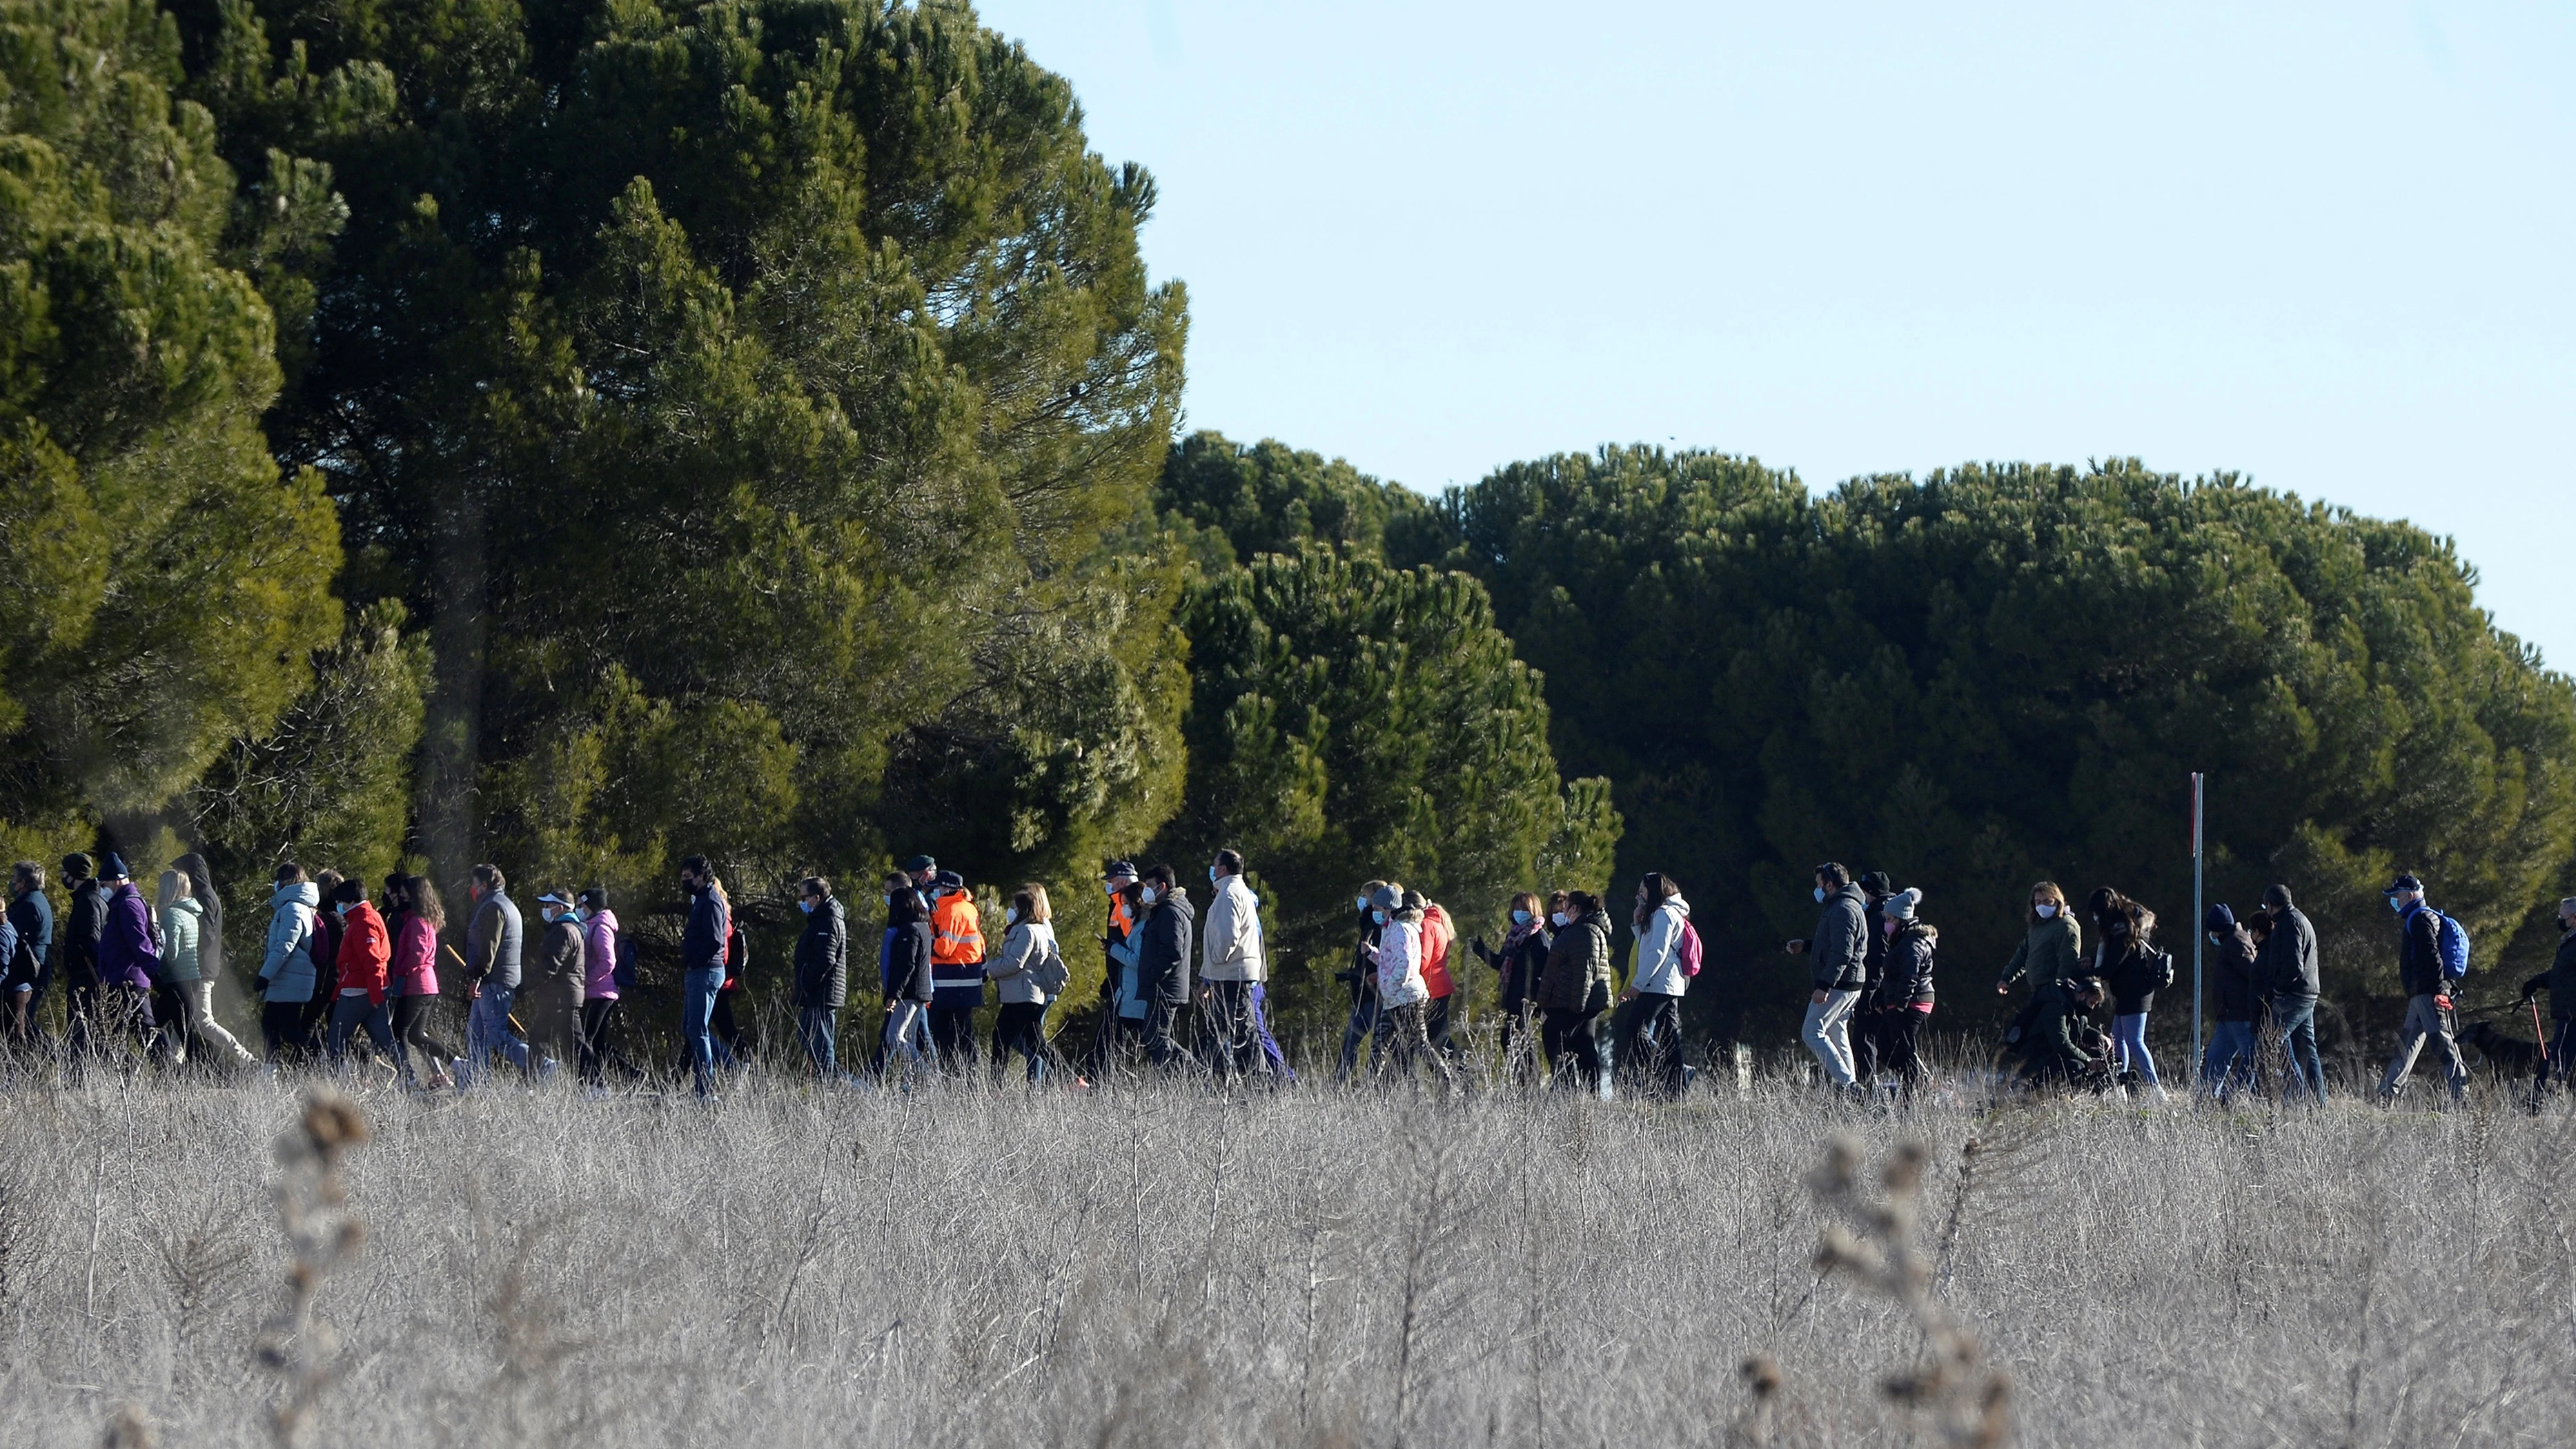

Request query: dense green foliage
[
  {"left": 172, "top": 0, "right": 1189, "bottom": 940},
  {"left": 1429, "top": 448, "right": 2576, "bottom": 1037},
  {"left": 1153, "top": 544, "right": 1618, "bottom": 1034},
  {"left": 0, "top": 0, "right": 340, "bottom": 867}
]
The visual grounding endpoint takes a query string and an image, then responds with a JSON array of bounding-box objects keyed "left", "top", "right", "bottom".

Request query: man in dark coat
[
  {"left": 2377, "top": 872, "right": 2467, "bottom": 1107},
  {"left": 59, "top": 853, "right": 106, "bottom": 1056},
  {"left": 2520, "top": 896, "right": 2576, "bottom": 1098},
  {"left": 526, "top": 891, "right": 588, "bottom": 1078},
  {"left": 2197, "top": 905, "right": 2262, "bottom": 1098},
  {"left": 6, "top": 861, "right": 53, "bottom": 1041},
  {"left": 1787, "top": 862, "right": 1868, "bottom": 1091},
  {"left": 1134, "top": 863, "right": 1195, "bottom": 1070},
  {"left": 793, "top": 876, "right": 849, "bottom": 1076},
  {"left": 2256, "top": 883, "right": 2326, "bottom": 1103}
]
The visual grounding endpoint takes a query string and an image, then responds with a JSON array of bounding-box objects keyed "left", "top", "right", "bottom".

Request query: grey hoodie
[
  {"left": 259, "top": 881, "right": 322, "bottom": 1003},
  {"left": 1811, "top": 883, "right": 1869, "bottom": 992}
]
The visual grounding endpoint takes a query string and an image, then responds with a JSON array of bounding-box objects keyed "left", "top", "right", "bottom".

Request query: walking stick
[{"left": 2532, "top": 996, "right": 2553, "bottom": 1110}]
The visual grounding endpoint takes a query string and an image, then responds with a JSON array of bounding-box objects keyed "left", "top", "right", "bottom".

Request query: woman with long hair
[
  {"left": 157, "top": 867, "right": 256, "bottom": 1066},
  {"left": 988, "top": 883, "right": 1059, "bottom": 1084},
  {"left": 1616, "top": 872, "right": 1692, "bottom": 1098},
  {"left": 1535, "top": 890, "right": 1613, "bottom": 1091},
  {"left": 1471, "top": 889, "right": 1555, "bottom": 1080},
  {"left": 389, "top": 875, "right": 460, "bottom": 1088},
  {"left": 2090, "top": 886, "right": 2169, "bottom": 1098},
  {"left": 578, "top": 886, "right": 624, "bottom": 1090}
]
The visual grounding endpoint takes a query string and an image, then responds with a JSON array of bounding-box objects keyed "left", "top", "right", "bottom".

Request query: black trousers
[
  {"left": 262, "top": 1001, "right": 311, "bottom": 1061},
  {"left": 1542, "top": 1006, "right": 1604, "bottom": 1089},
  {"left": 992, "top": 1000, "right": 1048, "bottom": 1083},
  {"left": 1614, "top": 992, "right": 1687, "bottom": 1097},
  {"left": 1849, "top": 989, "right": 1883, "bottom": 1083},
  {"left": 393, "top": 994, "right": 459, "bottom": 1074},
  {"left": 1880, "top": 1007, "right": 1928, "bottom": 1087},
  {"left": 928, "top": 1002, "right": 979, "bottom": 1069},
  {"left": 1424, "top": 993, "right": 1457, "bottom": 1056},
  {"left": 1142, "top": 998, "right": 1186, "bottom": 1070},
  {"left": 579, "top": 997, "right": 622, "bottom": 1086},
  {"left": 1200, "top": 980, "right": 1261, "bottom": 1078}
]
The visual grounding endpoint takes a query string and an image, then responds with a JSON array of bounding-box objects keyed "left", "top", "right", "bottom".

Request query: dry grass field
[{"left": 1, "top": 1060, "right": 2570, "bottom": 1448}]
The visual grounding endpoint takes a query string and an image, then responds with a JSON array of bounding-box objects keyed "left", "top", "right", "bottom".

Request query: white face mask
[
  {"left": 1551, "top": 911, "right": 1569, "bottom": 929},
  {"left": 2035, "top": 904, "right": 2058, "bottom": 920},
  {"left": 1140, "top": 887, "right": 1159, "bottom": 907}
]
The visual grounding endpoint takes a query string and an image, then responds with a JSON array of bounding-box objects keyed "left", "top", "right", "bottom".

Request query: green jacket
[
  {"left": 159, "top": 897, "right": 204, "bottom": 983},
  {"left": 1998, "top": 914, "right": 2083, "bottom": 997}
]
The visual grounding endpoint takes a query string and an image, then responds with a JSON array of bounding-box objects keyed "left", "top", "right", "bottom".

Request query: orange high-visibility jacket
[{"left": 931, "top": 891, "right": 985, "bottom": 965}]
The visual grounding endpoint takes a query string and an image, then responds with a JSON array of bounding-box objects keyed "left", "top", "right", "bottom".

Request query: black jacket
[
  {"left": 1810, "top": 884, "right": 1868, "bottom": 992},
  {"left": 2525, "top": 929, "right": 2576, "bottom": 1012},
  {"left": 1137, "top": 889, "right": 1195, "bottom": 1005},
  {"left": 1475, "top": 928, "right": 1551, "bottom": 1011},
  {"left": 2100, "top": 921, "right": 2165, "bottom": 1016},
  {"left": 2258, "top": 907, "right": 2320, "bottom": 1002},
  {"left": 5, "top": 890, "right": 50, "bottom": 997},
  {"left": 794, "top": 897, "right": 849, "bottom": 1009},
  {"left": 61, "top": 878, "right": 105, "bottom": 989},
  {"left": 2397, "top": 903, "right": 2446, "bottom": 998},
  {"left": 2210, "top": 925, "right": 2260, "bottom": 1022},
  {"left": 1885, "top": 922, "right": 1936, "bottom": 1007},
  {"left": 681, "top": 885, "right": 730, "bottom": 976},
  {"left": 1859, "top": 891, "right": 1891, "bottom": 1003},
  {"left": 883, "top": 892, "right": 934, "bottom": 1003}
]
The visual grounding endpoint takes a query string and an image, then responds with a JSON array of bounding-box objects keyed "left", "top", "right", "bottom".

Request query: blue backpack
[
  {"left": 2429, "top": 909, "right": 2470, "bottom": 980},
  {"left": 613, "top": 935, "right": 638, "bottom": 993}
]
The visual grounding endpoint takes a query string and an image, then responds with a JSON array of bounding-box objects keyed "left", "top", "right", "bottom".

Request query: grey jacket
[
  {"left": 467, "top": 889, "right": 524, "bottom": 989},
  {"left": 990, "top": 920, "right": 1058, "bottom": 1005},
  {"left": 1631, "top": 896, "right": 1691, "bottom": 996},
  {"left": 1811, "top": 884, "right": 1869, "bottom": 992}
]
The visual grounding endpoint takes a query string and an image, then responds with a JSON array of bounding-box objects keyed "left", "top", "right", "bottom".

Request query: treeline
[{"left": 4, "top": 0, "right": 2570, "bottom": 1054}]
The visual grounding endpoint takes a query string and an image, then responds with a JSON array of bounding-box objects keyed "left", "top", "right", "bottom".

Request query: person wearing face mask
[
  {"left": 1198, "top": 850, "right": 1268, "bottom": 1083},
  {"left": 1408, "top": 888, "right": 1461, "bottom": 1058},
  {"left": 2087, "top": 887, "right": 2170, "bottom": 1099},
  {"left": 1876, "top": 889, "right": 1937, "bottom": 1092},
  {"left": 676, "top": 856, "right": 730, "bottom": 1097},
  {"left": 878, "top": 872, "right": 936, "bottom": 1079},
  {"left": 1535, "top": 890, "right": 1614, "bottom": 1090},
  {"left": 789, "top": 876, "right": 849, "bottom": 1079},
  {"left": 3, "top": 861, "right": 50, "bottom": 1045},
  {"left": 89, "top": 854, "right": 164, "bottom": 1063},
  {"left": 2253, "top": 883, "right": 2325, "bottom": 1103},
  {"left": 1996, "top": 883, "right": 2083, "bottom": 1000},
  {"left": 524, "top": 891, "right": 588, "bottom": 1080},
  {"left": 987, "top": 883, "right": 1060, "bottom": 1084},
  {"left": 1336, "top": 879, "right": 1394, "bottom": 1083},
  {"left": 1471, "top": 891, "right": 1556, "bottom": 1081},
  {"left": 389, "top": 875, "right": 461, "bottom": 1090},
  {"left": 575, "top": 886, "right": 624, "bottom": 1090},
  {"left": 1367, "top": 883, "right": 1451, "bottom": 1085},
  {"left": 1784, "top": 862, "right": 1867, "bottom": 1094},
  {"left": 324, "top": 878, "right": 397, "bottom": 1067},
  {"left": 2376, "top": 872, "right": 2468, "bottom": 1107},
  {"left": 1132, "top": 864, "right": 1196, "bottom": 1070},
  {"left": 1849, "top": 870, "right": 1896, "bottom": 1085},
  {"left": 1083, "top": 862, "right": 1148, "bottom": 1076},
  {"left": 2198, "top": 905, "right": 2261, "bottom": 1100},
  {"left": 1614, "top": 873, "right": 1692, "bottom": 1099},
  {"left": 302, "top": 869, "right": 346, "bottom": 1049},
  {"left": 2518, "top": 897, "right": 2576, "bottom": 1101}
]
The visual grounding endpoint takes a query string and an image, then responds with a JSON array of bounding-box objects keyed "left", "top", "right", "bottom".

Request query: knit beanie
[{"left": 1881, "top": 887, "right": 1921, "bottom": 920}]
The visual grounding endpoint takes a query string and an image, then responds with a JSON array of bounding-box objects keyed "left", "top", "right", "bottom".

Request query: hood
[
  {"left": 1901, "top": 920, "right": 1937, "bottom": 943},
  {"left": 272, "top": 880, "right": 319, "bottom": 909},
  {"left": 1664, "top": 895, "right": 1691, "bottom": 920},
  {"left": 815, "top": 897, "right": 847, "bottom": 928},
  {"left": 589, "top": 907, "right": 621, "bottom": 932},
  {"left": 1154, "top": 887, "right": 1195, "bottom": 920},
  {"left": 1831, "top": 882, "right": 1867, "bottom": 910},
  {"left": 168, "top": 897, "right": 204, "bottom": 920}
]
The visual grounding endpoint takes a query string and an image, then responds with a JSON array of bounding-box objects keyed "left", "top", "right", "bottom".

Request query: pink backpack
[{"left": 1678, "top": 918, "right": 1704, "bottom": 977}]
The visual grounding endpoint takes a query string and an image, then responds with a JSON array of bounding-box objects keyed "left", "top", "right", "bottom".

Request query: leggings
[
  {"left": 2112, "top": 1012, "right": 2160, "bottom": 1086},
  {"left": 393, "top": 994, "right": 459, "bottom": 1076}
]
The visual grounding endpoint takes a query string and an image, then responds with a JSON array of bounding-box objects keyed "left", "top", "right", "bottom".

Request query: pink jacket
[
  {"left": 583, "top": 909, "right": 622, "bottom": 1000},
  {"left": 391, "top": 914, "right": 440, "bottom": 997}
]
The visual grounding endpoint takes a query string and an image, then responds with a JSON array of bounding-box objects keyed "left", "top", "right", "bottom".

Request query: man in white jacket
[
  {"left": 1615, "top": 872, "right": 1692, "bottom": 1098},
  {"left": 1198, "top": 849, "right": 1267, "bottom": 1081}
]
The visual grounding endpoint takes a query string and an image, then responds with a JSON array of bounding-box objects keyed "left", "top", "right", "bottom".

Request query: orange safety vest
[
  {"left": 931, "top": 891, "right": 985, "bottom": 965},
  {"left": 1108, "top": 894, "right": 1137, "bottom": 941}
]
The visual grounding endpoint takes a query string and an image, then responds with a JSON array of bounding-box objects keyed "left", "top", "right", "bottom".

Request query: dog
[{"left": 2458, "top": 1019, "right": 2545, "bottom": 1081}]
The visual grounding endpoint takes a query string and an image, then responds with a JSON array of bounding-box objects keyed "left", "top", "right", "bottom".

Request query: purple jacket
[{"left": 97, "top": 882, "right": 161, "bottom": 989}]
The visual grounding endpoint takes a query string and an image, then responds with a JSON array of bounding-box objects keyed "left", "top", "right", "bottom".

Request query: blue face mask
[
  {"left": 2387, "top": 896, "right": 2403, "bottom": 912},
  {"left": 798, "top": 899, "right": 814, "bottom": 914},
  {"left": 1511, "top": 909, "right": 1531, "bottom": 926},
  {"left": 1372, "top": 909, "right": 1387, "bottom": 925},
  {"left": 1813, "top": 887, "right": 1828, "bottom": 903},
  {"left": 1209, "top": 867, "right": 1220, "bottom": 883}
]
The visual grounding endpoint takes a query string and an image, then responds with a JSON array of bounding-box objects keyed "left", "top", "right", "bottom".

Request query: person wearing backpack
[
  {"left": 2518, "top": 896, "right": 2576, "bottom": 1098},
  {"left": 792, "top": 876, "right": 849, "bottom": 1078},
  {"left": 577, "top": 886, "right": 623, "bottom": 1090},
  {"left": 2197, "top": 905, "right": 2262, "bottom": 1100},
  {"left": 1199, "top": 850, "right": 1268, "bottom": 1082},
  {"left": 2377, "top": 872, "right": 2469, "bottom": 1107},
  {"left": 1614, "top": 872, "right": 1692, "bottom": 1098},
  {"left": 988, "top": 883, "right": 1061, "bottom": 1085},
  {"left": 2091, "top": 887, "right": 2172, "bottom": 1100}
]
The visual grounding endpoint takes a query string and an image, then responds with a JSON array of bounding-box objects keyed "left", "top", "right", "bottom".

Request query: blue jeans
[
  {"left": 326, "top": 995, "right": 397, "bottom": 1064},
  {"left": 2112, "top": 1012, "right": 2160, "bottom": 1086},
  {"left": 463, "top": 984, "right": 530, "bottom": 1086},
  {"left": 2274, "top": 996, "right": 2327, "bottom": 1103},
  {"left": 798, "top": 1006, "right": 839, "bottom": 1075},
  {"left": 2200, "top": 1019, "right": 2258, "bottom": 1096},
  {"left": 682, "top": 967, "right": 725, "bottom": 1096}
]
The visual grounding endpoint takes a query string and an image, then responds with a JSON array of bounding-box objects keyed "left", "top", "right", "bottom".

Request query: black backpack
[{"left": 613, "top": 935, "right": 638, "bottom": 993}]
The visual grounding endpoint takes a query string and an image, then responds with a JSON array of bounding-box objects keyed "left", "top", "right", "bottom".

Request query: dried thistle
[
  {"left": 101, "top": 1403, "right": 154, "bottom": 1449},
  {"left": 1808, "top": 1134, "right": 2013, "bottom": 1448},
  {"left": 253, "top": 1089, "right": 370, "bottom": 1448}
]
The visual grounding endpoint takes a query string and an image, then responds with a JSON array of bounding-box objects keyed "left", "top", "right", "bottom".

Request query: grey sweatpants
[{"left": 2379, "top": 992, "right": 2468, "bottom": 1103}]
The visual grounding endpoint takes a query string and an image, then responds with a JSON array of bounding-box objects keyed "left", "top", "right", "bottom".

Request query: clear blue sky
[{"left": 976, "top": 0, "right": 2576, "bottom": 671}]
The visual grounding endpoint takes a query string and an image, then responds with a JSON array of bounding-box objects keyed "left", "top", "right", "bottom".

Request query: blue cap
[{"left": 2384, "top": 873, "right": 2424, "bottom": 895}]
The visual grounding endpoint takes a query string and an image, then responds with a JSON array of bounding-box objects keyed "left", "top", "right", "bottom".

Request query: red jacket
[
  {"left": 335, "top": 900, "right": 393, "bottom": 1005},
  {"left": 1419, "top": 903, "right": 1455, "bottom": 1000}
]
